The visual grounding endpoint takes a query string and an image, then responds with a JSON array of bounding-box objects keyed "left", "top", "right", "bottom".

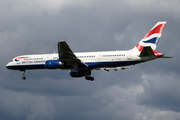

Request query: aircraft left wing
[{"left": 57, "top": 41, "right": 88, "bottom": 69}]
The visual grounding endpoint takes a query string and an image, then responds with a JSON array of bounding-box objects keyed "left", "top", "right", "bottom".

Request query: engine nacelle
[
  {"left": 70, "top": 69, "right": 90, "bottom": 77},
  {"left": 45, "top": 60, "right": 63, "bottom": 69}
]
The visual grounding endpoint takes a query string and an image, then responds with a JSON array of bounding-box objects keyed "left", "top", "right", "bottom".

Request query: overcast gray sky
[{"left": 1, "top": 0, "right": 180, "bottom": 120}]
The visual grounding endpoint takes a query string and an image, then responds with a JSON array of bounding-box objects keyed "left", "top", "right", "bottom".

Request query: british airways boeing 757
[{"left": 6, "top": 21, "right": 171, "bottom": 81}]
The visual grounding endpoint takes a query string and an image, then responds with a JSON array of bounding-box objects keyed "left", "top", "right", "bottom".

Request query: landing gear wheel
[
  {"left": 22, "top": 76, "right": 26, "bottom": 80},
  {"left": 85, "top": 76, "right": 94, "bottom": 81},
  {"left": 21, "top": 70, "right": 26, "bottom": 80}
]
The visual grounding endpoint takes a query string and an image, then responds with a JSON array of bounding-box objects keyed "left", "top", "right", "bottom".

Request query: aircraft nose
[
  {"left": 6, "top": 63, "right": 10, "bottom": 69},
  {"left": 6, "top": 62, "right": 11, "bottom": 69}
]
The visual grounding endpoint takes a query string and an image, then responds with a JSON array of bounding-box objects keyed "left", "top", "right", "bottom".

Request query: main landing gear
[
  {"left": 85, "top": 76, "right": 94, "bottom": 81},
  {"left": 21, "top": 70, "right": 26, "bottom": 80}
]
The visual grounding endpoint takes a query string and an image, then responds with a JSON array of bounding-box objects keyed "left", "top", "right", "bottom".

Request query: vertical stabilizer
[{"left": 134, "top": 21, "right": 166, "bottom": 52}]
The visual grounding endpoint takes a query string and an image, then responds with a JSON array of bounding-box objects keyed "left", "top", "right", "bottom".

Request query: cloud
[
  {"left": 0, "top": 0, "right": 180, "bottom": 119},
  {"left": 0, "top": 0, "right": 94, "bottom": 16},
  {"left": 137, "top": 72, "right": 180, "bottom": 112}
]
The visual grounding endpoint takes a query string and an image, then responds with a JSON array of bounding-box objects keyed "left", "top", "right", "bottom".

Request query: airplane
[{"left": 6, "top": 21, "right": 171, "bottom": 81}]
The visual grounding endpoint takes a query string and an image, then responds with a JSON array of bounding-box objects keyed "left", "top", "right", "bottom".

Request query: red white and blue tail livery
[
  {"left": 6, "top": 21, "right": 171, "bottom": 81},
  {"left": 135, "top": 21, "right": 166, "bottom": 52}
]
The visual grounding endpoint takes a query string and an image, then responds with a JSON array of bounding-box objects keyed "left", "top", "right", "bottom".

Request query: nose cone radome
[
  {"left": 6, "top": 62, "right": 13, "bottom": 69},
  {"left": 6, "top": 63, "right": 10, "bottom": 69}
]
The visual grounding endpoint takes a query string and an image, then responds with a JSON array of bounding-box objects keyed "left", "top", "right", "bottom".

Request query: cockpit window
[{"left": 11, "top": 60, "right": 13, "bottom": 62}]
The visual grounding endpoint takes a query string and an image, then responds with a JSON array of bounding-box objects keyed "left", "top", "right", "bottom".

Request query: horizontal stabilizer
[
  {"left": 139, "top": 46, "right": 155, "bottom": 57},
  {"left": 160, "top": 56, "right": 173, "bottom": 58}
]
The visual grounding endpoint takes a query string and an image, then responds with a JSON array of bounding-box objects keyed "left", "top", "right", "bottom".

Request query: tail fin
[{"left": 134, "top": 21, "right": 166, "bottom": 52}]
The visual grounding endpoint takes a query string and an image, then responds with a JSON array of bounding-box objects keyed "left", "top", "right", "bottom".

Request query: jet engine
[
  {"left": 45, "top": 60, "right": 64, "bottom": 69},
  {"left": 70, "top": 69, "right": 90, "bottom": 77}
]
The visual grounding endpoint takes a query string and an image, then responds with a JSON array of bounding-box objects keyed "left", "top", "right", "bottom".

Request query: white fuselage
[{"left": 6, "top": 50, "right": 153, "bottom": 70}]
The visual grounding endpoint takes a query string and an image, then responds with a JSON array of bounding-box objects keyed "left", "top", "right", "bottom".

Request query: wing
[{"left": 57, "top": 41, "right": 88, "bottom": 69}]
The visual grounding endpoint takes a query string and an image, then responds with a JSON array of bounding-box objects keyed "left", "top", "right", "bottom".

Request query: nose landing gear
[{"left": 21, "top": 70, "right": 26, "bottom": 80}]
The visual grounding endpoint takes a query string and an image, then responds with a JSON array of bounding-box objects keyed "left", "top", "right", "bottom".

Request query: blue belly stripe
[
  {"left": 6, "top": 64, "right": 46, "bottom": 70},
  {"left": 86, "top": 61, "right": 144, "bottom": 68}
]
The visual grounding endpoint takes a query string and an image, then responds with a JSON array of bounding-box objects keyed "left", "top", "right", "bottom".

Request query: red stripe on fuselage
[{"left": 15, "top": 57, "right": 30, "bottom": 59}]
